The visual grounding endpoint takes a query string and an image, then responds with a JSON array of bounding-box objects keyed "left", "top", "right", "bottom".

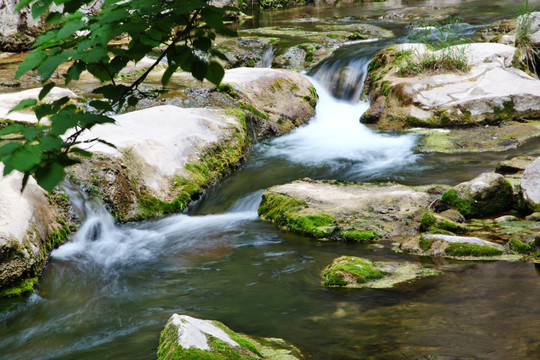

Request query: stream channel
[{"left": 1, "top": 0, "right": 540, "bottom": 359}]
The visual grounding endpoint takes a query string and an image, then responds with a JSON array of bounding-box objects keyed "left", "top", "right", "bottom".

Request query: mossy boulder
[
  {"left": 402, "top": 234, "right": 506, "bottom": 258},
  {"left": 419, "top": 211, "right": 467, "bottom": 234},
  {"left": 0, "top": 168, "right": 75, "bottom": 298},
  {"left": 157, "top": 314, "right": 304, "bottom": 360},
  {"left": 258, "top": 179, "right": 440, "bottom": 241},
  {"left": 436, "top": 172, "right": 513, "bottom": 218},
  {"left": 322, "top": 256, "right": 440, "bottom": 288},
  {"left": 496, "top": 155, "right": 537, "bottom": 175},
  {"left": 361, "top": 43, "right": 540, "bottom": 148},
  {"left": 72, "top": 105, "right": 249, "bottom": 222},
  {"left": 221, "top": 68, "right": 317, "bottom": 136}
]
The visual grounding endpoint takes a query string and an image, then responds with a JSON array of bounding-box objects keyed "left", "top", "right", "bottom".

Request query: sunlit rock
[
  {"left": 0, "top": 166, "right": 74, "bottom": 298},
  {"left": 258, "top": 179, "right": 441, "bottom": 241},
  {"left": 157, "top": 314, "right": 304, "bottom": 360}
]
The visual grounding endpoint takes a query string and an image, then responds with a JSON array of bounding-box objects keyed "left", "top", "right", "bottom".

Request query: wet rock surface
[{"left": 157, "top": 314, "right": 304, "bottom": 360}]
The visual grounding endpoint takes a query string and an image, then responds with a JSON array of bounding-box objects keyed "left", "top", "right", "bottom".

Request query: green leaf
[
  {"left": 57, "top": 19, "right": 85, "bottom": 40},
  {"left": 206, "top": 61, "right": 224, "bottom": 85},
  {"left": 201, "top": 8, "right": 224, "bottom": 30},
  {"left": 79, "top": 46, "right": 108, "bottom": 63},
  {"left": 9, "top": 99, "right": 37, "bottom": 113},
  {"left": 0, "top": 123, "right": 24, "bottom": 136},
  {"left": 70, "top": 147, "right": 92, "bottom": 157},
  {"left": 161, "top": 62, "right": 178, "bottom": 86},
  {"left": 65, "top": 61, "right": 86, "bottom": 84},
  {"left": 35, "top": 162, "right": 65, "bottom": 192},
  {"left": 50, "top": 107, "right": 78, "bottom": 135},
  {"left": 191, "top": 59, "right": 207, "bottom": 81},
  {"left": 45, "top": 11, "right": 63, "bottom": 25},
  {"left": 32, "top": 0, "right": 53, "bottom": 19},
  {"left": 38, "top": 51, "right": 75, "bottom": 80},
  {"left": 22, "top": 126, "right": 43, "bottom": 141},
  {"left": 39, "top": 82, "right": 56, "bottom": 101},
  {"left": 193, "top": 37, "right": 212, "bottom": 51},
  {"left": 11, "top": 145, "right": 41, "bottom": 172},
  {"left": 15, "top": 0, "right": 34, "bottom": 12},
  {"left": 38, "top": 135, "right": 63, "bottom": 151},
  {"left": 89, "top": 100, "right": 113, "bottom": 112},
  {"left": 15, "top": 51, "right": 48, "bottom": 79},
  {"left": 0, "top": 142, "right": 22, "bottom": 158},
  {"left": 127, "top": 96, "right": 138, "bottom": 107},
  {"left": 78, "top": 113, "right": 115, "bottom": 128}
]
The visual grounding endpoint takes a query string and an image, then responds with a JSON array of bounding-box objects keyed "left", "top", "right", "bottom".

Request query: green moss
[
  {"left": 440, "top": 189, "right": 473, "bottom": 218},
  {"left": 420, "top": 212, "right": 437, "bottom": 231},
  {"left": 139, "top": 115, "right": 247, "bottom": 219},
  {"left": 509, "top": 238, "right": 533, "bottom": 254},
  {"left": 347, "top": 32, "right": 368, "bottom": 40},
  {"left": 380, "top": 80, "right": 393, "bottom": 96},
  {"left": 216, "top": 83, "right": 238, "bottom": 99},
  {"left": 327, "top": 33, "right": 340, "bottom": 39},
  {"left": 298, "top": 44, "right": 313, "bottom": 62},
  {"left": 342, "top": 230, "right": 378, "bottom": 242},
  {"left": 0, "top": 277, "right": 38, "bottom": 298},
  {"left": 157, "top": 321, "right": 265, "bottom": 360},
  {"left": 445, "top": 243, "right": 503, "bottom": 257},
  {"left": 427, "top": 228, "right": 455, "bottom": 235},
  {"left": 493, "top": 101, "right": 515, "bottom": 122},
  {"left": 258, "top": 193, "right": 337, "bottom": 239},
  {"left": 323, "top": 256, "right": 389, "bottom": 287},
  {"left": 419, "top": 237, "right": 434, "bottom": 251},
  {"left": 238, "top": 102, "right": 268, "bottom": 120}
]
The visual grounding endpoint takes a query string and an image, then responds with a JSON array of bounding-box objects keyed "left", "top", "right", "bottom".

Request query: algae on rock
[
  {"left": 157, "top": 314, "right": 304, "bottom": 360},
  {"left": 322, "top": 256, "right": 440, "bottom": 288}
]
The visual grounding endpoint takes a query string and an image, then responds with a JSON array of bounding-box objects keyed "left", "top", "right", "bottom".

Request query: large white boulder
[{"left": 0, "top": 167, "right": 71, "bottom": 297}]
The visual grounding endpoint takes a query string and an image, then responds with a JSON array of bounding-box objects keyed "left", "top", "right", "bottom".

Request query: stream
[{"left": 1, "top": 0, "right": 540, "bottom": 359}]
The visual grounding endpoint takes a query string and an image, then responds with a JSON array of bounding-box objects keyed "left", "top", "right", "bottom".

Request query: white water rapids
[{"left": 51, "top": 76, "right": 419, "bottom": 267}]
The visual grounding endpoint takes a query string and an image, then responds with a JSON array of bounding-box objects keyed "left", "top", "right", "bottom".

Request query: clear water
[{"left": 2, "top": 1, "right": 540, "bottom": 359}]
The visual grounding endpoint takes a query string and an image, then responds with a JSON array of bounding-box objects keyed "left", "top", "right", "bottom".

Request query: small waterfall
[
  {"left": 52, "top": 184, "right": 258, "bottom": 271},
  {"left": 260, "top": 77, "right": 419, "bottom": 180},
  {"left": 258, "top": 45, "right": 274, "bottom": 68}
]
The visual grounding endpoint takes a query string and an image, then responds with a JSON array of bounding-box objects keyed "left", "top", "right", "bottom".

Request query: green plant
[
  {"left": 1, "top": 0, "right": 236, "bottom": 192},
  {"left": 398, "top": 17, "right": 470, "bottom": 75},
  {"left": 516, "top": 0, "right": 539, "bottom": 76}
]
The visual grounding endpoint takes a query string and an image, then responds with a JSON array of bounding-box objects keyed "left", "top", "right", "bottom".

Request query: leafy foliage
[{"left": 2, "top": 0, "right": 235, "bottom": 191}]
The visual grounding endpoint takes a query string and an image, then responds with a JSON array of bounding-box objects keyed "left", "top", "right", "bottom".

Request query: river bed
[{"left": 1, "top": 1, "right": 540, "bottom": 359}]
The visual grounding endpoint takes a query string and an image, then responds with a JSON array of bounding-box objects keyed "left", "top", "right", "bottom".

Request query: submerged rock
[
  {"left": 258, "top": 179, "right": 439, "bottom": 241},
  {"left": 0, "top": 167, "right": 75, "bottom": 298},
  {"left": 322, "top": 256, "right": 440, "bottom": 288},
  {"left": 496, "top": 155, "right": 537, "bottom": 175},
  {"left": 157, "top": 314, "right": 304, "bottom": 359}
]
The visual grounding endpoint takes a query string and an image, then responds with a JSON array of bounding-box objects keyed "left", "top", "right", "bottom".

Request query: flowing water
[{"left": 2, "top": 1, "right": 540, "bottom": 359}]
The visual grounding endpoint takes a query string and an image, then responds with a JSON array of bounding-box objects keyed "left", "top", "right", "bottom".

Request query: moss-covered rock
[
  {"left": 0, "top": 169, "right": 76, "bottom": 298},
  {"left": 401, "top": 234, "right": 508, "bottom": 259},
  {"left": 157, "top": 314, "right": 304, "bottom": 360},
  {"left": 322, "top": 256, "right": 440, "bottom": 288},
  {"left": 361, "top": 42, "right": 540, "bottom": 142},
  {"left": 258, "top": 179, "right": 441, "bottom": 241},
  {"left": 437, "top": 172, "right": 513, "bottom": 218},
  {"left": 419, "top": 212, "right": 466, "bottom": 234}
]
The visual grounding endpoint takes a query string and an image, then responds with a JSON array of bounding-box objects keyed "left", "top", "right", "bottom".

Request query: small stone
[
  {"left": 526, "top": 212, "right": 540, "bottom": 221},
  {"left": 495, "top": 215, "right": 518, "bottom": 223}
]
